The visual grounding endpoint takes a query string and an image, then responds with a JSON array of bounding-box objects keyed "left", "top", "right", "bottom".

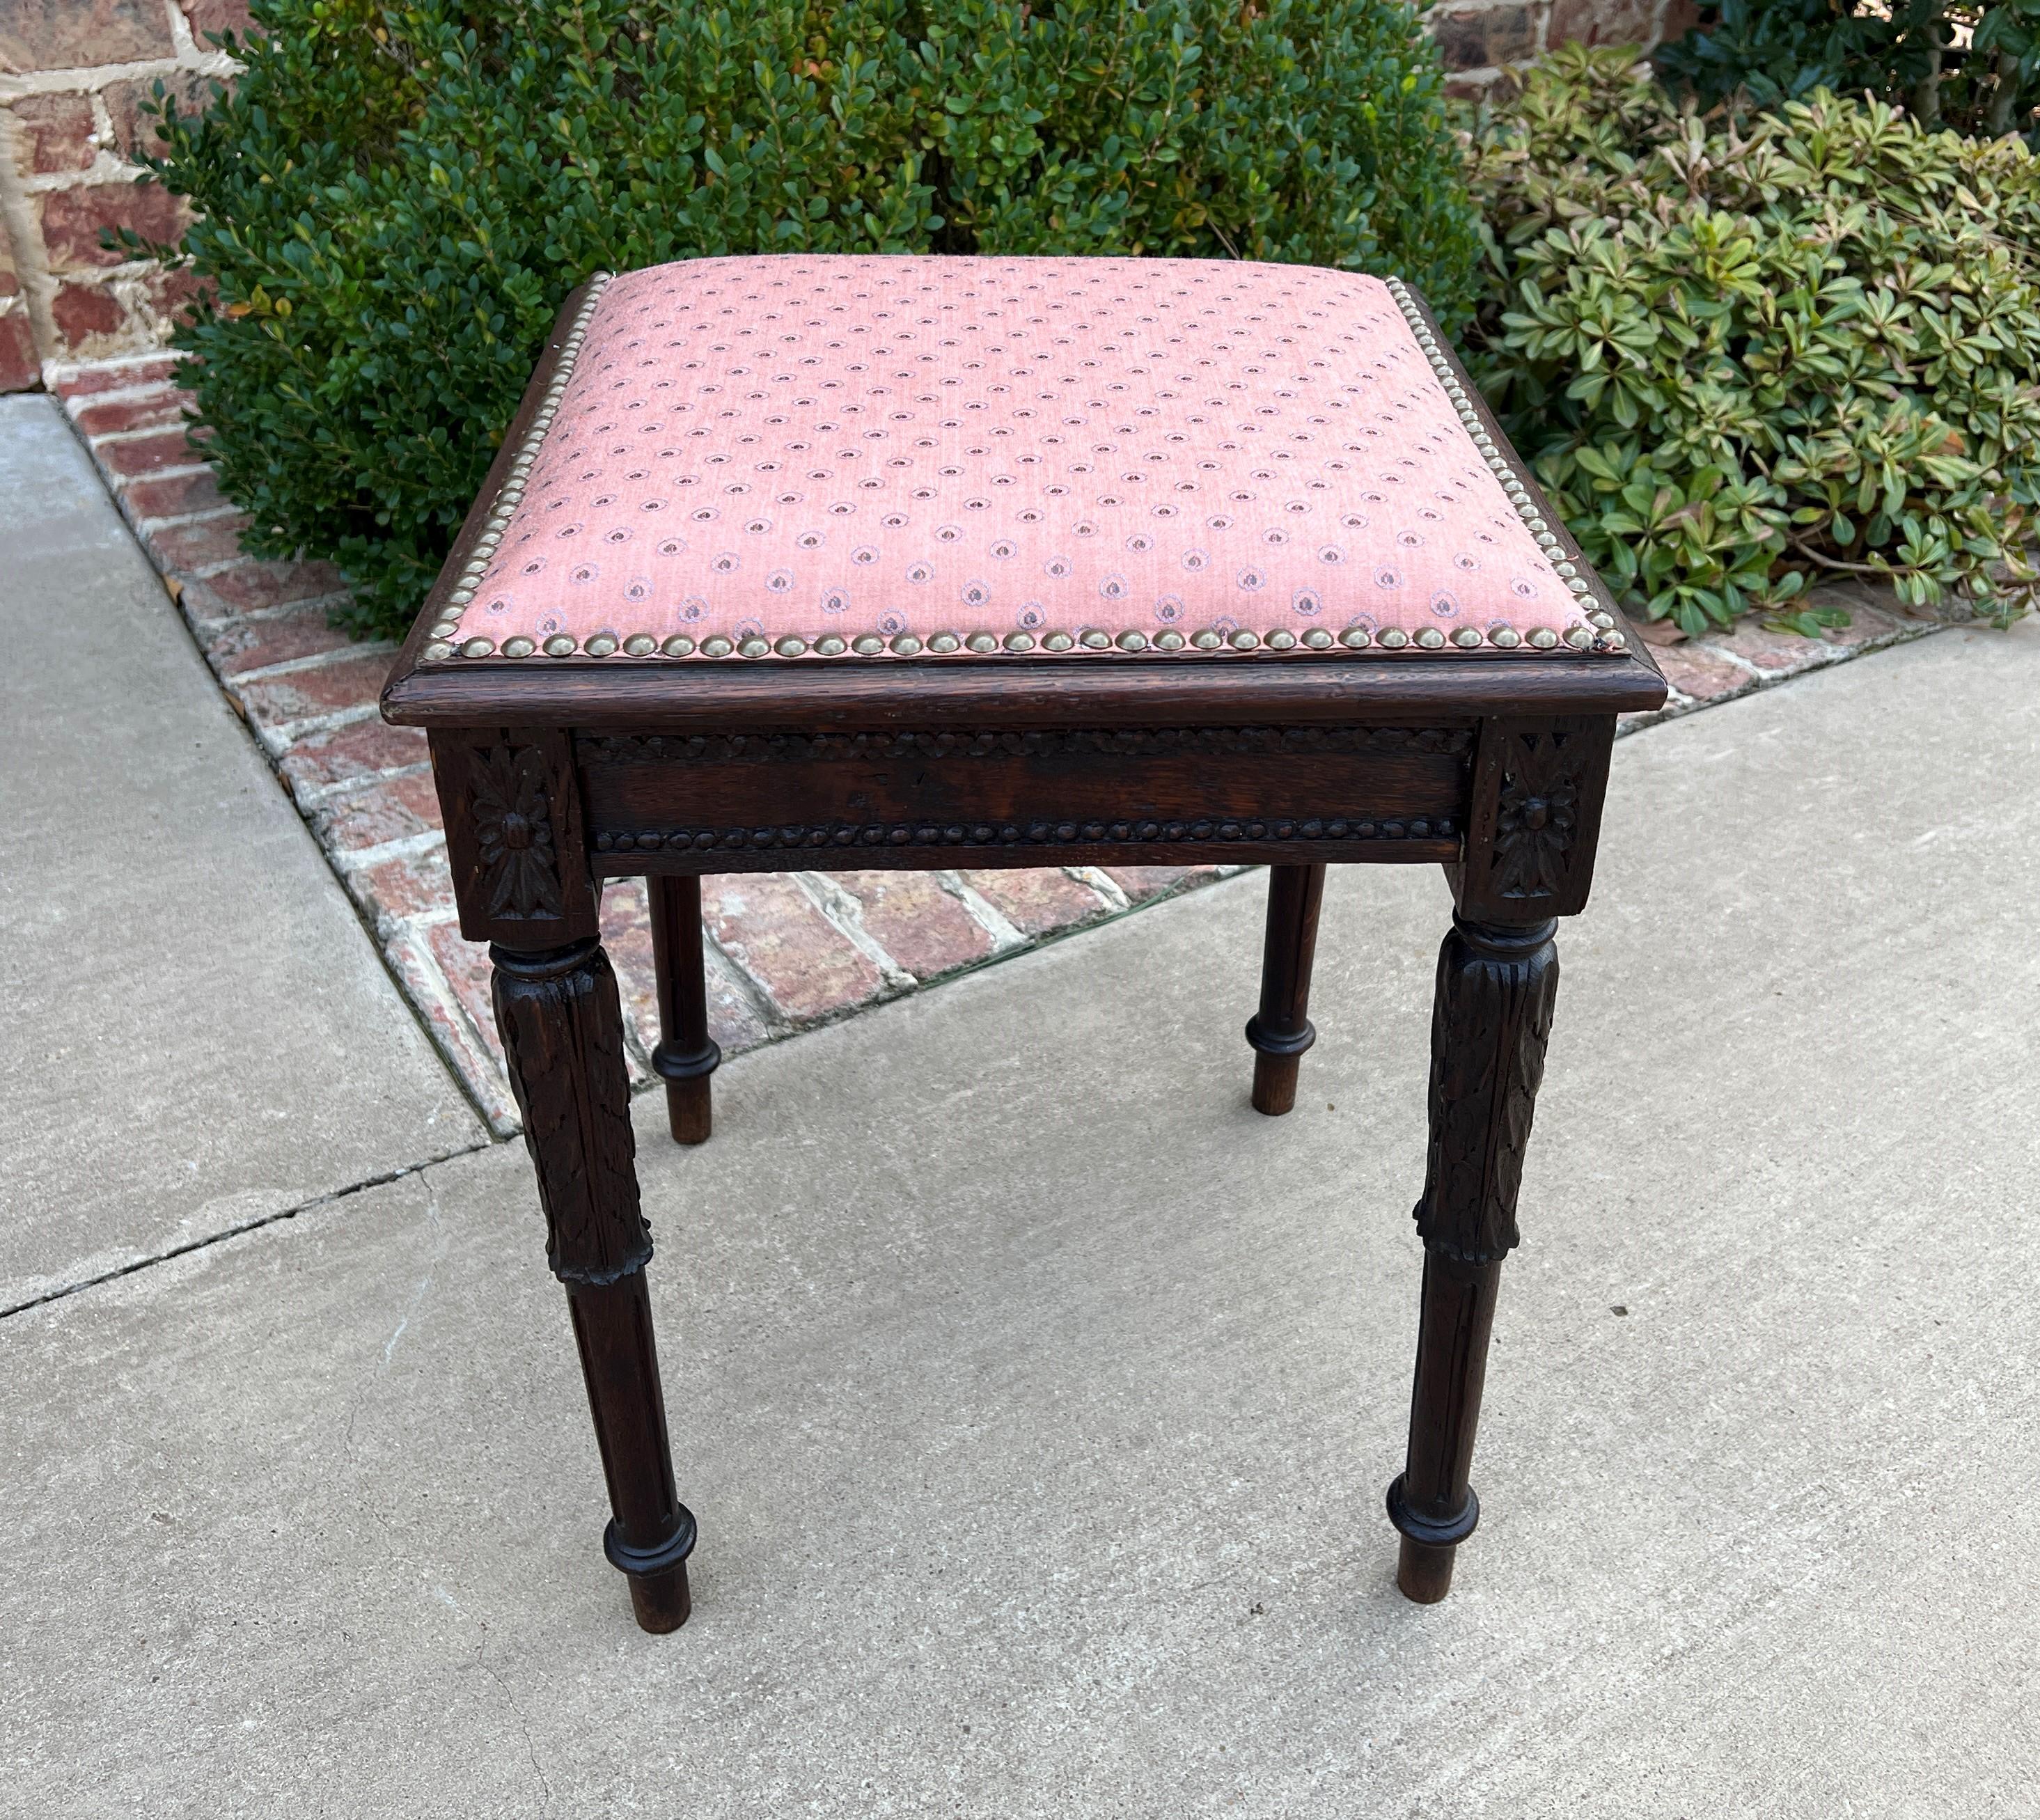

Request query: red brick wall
[
  {"left": 1434, "top": 0, "right": 1699, "bottom": 94},
  {"left": 0, "top": 1, "right": 247, "bottom": 387},
  {"left": 0, "top": 0, "right": 1686, "bottom": 391}
]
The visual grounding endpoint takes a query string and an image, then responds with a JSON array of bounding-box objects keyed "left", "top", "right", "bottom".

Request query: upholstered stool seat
[
  {"left": 384, "top": 253, "right": 1664, "bottom": 1638},
  {"left": 421, "top": 257, "right": 1626, "bottom": 668}
]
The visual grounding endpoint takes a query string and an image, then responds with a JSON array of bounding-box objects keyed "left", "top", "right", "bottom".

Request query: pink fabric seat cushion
[{"left": 430, "top": 256, "right": 1620, "bottom": 664}]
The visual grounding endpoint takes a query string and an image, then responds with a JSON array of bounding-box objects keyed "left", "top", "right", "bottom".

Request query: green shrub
[
  {"left": 1464, "top": 47, "right": 2040, "bottom": 634},
  {"left": 1656, "top": 1, "right": 2039, "bottom": 146},
  {"left": 133, "top": 0, "right": 1477, "bottom": 639}
]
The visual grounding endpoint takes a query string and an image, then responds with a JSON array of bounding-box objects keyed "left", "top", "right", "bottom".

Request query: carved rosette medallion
[
  {"left": 473, "top": 743, "right": 565, "bottom": 918},
  {"left": 1491, "top": 730, "right": 1585, "bottom": 901}
]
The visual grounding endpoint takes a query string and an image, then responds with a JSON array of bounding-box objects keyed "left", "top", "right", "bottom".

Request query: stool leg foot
[
  {"left": 1396, "top": 1537, "right": 1459, "bottom": 1605},
  {"left": 1387, "top": 916, "right": 1558, "bottom": 1603},
  {"left": 1388, "top": 1253, "right": 1502, "bottom": 1603},
  {"left": 628, "top": 1567, "right": 692, "bottom": 1633},
  {"left": 493, "top": 939, "right": 697, "bottom": 1635},
  {"left": 649, "top": 874, "right": 719, "bottom": 1146},
  {"left": 1246, "top": 863, "right": 1326, "bottom": 1116}
]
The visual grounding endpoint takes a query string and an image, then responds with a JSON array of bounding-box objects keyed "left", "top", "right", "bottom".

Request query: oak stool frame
[{"left": 384, "top": 277, "right": 1667, "bottom": 1633}]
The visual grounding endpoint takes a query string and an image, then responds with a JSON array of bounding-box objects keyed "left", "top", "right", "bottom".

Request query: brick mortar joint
[
  {"left": 0, "top": 52, "right": 237, "bottom": 102},
  {"left": 936, "top": 870, "right": 1030, "bottom": 952},
  {"left": 217, "top": 635, "right": 395, "bottom": 686},
  {"left": 794, "top": 870, "right": 920, "bottom": 994},
  {"left": 695, "top": 919, "right": 796, "bottom": 1040}
]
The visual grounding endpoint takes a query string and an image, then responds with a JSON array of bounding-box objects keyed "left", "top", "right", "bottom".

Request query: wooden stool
[{"left": 382, "top": 256, "right": 1665, "bottom": 1633}]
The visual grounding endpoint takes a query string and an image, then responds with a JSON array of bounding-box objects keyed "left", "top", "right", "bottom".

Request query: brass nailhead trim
[
  {"left": 440, "top": 271, "right": 1619, "bottom": 662},
  {"left": 1383, "top": 275, "right": 1621, "bottom": 654}
]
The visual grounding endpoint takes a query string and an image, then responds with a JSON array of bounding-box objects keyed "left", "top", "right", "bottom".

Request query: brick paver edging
[{"left": 52, "top": 353, "right": 1947, "bottom": 1133}]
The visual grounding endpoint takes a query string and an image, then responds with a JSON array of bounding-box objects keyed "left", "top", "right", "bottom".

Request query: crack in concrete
[{"left": 0, "top": 1143, "right": 492, "bottom": 1324}]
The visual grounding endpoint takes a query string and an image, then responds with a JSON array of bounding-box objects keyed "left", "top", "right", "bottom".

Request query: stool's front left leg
[
  {"left": 1387, "top": 915, "right": 1558, "bottom": 1603},
  {"left": 493, "top": 938, "right": 696, "bottom": 1633}
]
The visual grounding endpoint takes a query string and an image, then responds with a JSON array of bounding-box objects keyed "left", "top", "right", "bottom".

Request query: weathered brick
[
  {"left": 346, "top": 842, "right": 455, "bottom": 929},
  {"left": 38, "top": 182, "right": 189, "bottom": 272},
  {"left": 0, "top": 0, "right": 176, "bottom": 70},
  {"left": 822, "top": 870, "right": 996, "bottom": 980},
  {"left": 423, "top": 921, "right": 504, "bottom": 1069},
  {"left": 1101, "top": 865, "right": 1223, "bottom": 903},
  {"left": 0, "top": 307, "right": 36, "bottom": 394},
  {"left": 700, "top": 873, "right": 886, "bottom": 1024},
  {"left": 232, "top": 650, "right": 393, "bottom": 729},
  {"left": 141, "top": 264, "right": 205, "bottom": 326},
  {"left": 72, "top": 385, "right": 190, "bottom": 437},
  {"left": 383, "top": 926, "right": 515, "bottom": 1129},
  {"left": 95, "top": 424, "right": 199, "bottom": 476},
  {"left": 142, "top": 509, "right": 251, "bottom": 572},
  {"left": 1548, "top": 0, "right": 1654, "bottom": 47},
  {"left": 599, "top": 879, "right": 773, "bottom": 1062},
  {"left": 959, "top": 868, "right": 1111, "bottom": 937},
  {"left": 181, "top": 0, "right": 256, "bottom": 45},
  {"left": 50, "top": 279, "right": 123, "bottom": 345},
  {"left": 53, "top": 354, "right": 180, "bottom": 399},
  {"left": 101, "top": 70, "right": 215, "bottom": 161},
  {"left": 8, "top": 94, "right": 96, "bottom": 175},
  {"left": 195, "top": 555, "right": 345, "bottom": 613},
  {"left": 277, "top": 716, "right": 430, "bottom": 797},
  {"left": 1800, "top": 581, "right": 1910, "bottom": 651},
  {"left": 1654, "top": 640, "right": 1751, "bottom": 705},
  {"left": 310, "top": 771, "right": 444, "bottom": 854},
  {"left": 1704, "top": 621, "right": 1837, "bottom": 677},
  {"left": 123, "top": 463, "right": 224, "bottom": 519},
  {"left": 1659, "top": 0, "right": 1704, "bottom": 42},
  {"left": 1431, "top": 2, "right": 1541, "bottom": 68},
  {"left": 202, "top": 601, "right": 356, "bottom": 677}
]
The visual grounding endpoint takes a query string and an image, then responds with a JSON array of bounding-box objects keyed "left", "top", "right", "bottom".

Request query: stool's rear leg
[
  {"left": 648, "top": 874, "right": 719, "bottom": 1145},
  {"left": 1246, "top": 863, "right": 1326, "bottom": 1115}
]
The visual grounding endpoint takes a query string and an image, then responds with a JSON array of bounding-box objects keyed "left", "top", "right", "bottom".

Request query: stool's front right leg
[{"left": 1387, "top": 915, "right": 1558, "bottom": 1603}]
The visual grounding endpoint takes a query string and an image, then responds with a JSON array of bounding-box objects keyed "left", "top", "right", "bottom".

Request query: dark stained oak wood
[
  {"left": 581, "top": 722, "right": 1472, "bottom": 877},
  {"left": 430, "top": 727, "right": 599, "bottom": 948},
  {"left": 648, "top": 874, "right": 717, "bottom": 1146},
  {"left": 1247, "top": 863, "right": 1326, "bottom": 1116},
  {"left": 1386, "top": 914, "right": 1560, "bottom": 1601},
  {"left": 1390, "top": 1253, "right": 1503, "bottom": 1603},
  {"left": 398, "top": 276, "right": 1668, "bottom": 1635},
  {"left": 385, "top": 650, "right": 1667, "bottom": 734},
  {"left": 492, "top": 938, "right": 695, "bottom": 1629}
]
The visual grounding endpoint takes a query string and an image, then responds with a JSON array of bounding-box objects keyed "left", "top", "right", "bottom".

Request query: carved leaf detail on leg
[
  {"left": 1415, "top": 918, "right": 1559, "bottom": 1264},
  {"left": 492, "top": 940, "right": 650, "bottom": 1284}
]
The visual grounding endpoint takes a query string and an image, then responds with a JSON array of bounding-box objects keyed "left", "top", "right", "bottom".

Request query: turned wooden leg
[
  {"left": 1388, "top": 915, "right": 1558, "bottom": 1603},
  {"left": 1246, "top": 862, "right": 1326, "bottom": 1116},
  {"left": 493, "top": 938, "right": 696, "bottom": 1633},
  {"left": 648, "top": 874, "right": 720, "bottom": 1146}
]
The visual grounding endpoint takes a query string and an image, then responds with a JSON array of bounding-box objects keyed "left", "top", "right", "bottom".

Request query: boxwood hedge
[{"left": 135, "top": 0, "right": 1477, "bottom": 638}]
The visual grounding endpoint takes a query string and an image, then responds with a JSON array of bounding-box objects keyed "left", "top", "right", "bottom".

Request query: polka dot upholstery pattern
[{"left": 429, "top": 256, "right": 1621, "bottom": 664}]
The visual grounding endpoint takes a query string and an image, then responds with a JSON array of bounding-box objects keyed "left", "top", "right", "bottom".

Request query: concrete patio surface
[
  {"left": 0, "top": 394, "right": 485, "bottom": 1312},
  {"left": 3, "top": 619, "right": 2036, "bottom": 1815}
]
